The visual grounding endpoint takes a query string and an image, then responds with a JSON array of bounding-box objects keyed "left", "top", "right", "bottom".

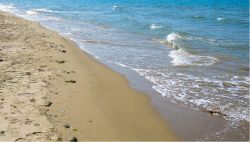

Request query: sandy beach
[{"left": 0, "top": 11, "right": 178, "bottom": 141}]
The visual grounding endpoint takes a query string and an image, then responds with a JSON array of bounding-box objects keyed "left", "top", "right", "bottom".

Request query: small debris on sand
[
  {"left": 57, "top": 136, "right": 63, "bottom": 141},
  {"left": 64, "top": 124, "right": 70, "bottom": 129},
  {"left": 30, "top": 98, "right": 36, "bottom": 102},
  {"left": 59, "top": 49, "right": 66, "bottom": 53},
  {"left": 0, "top": 131, "right": 5, "bottom": 136},
  {"left": 44, "top": 101, "right": 53, "bottom": 107},
  {"left": 70, "top": 137, "right": 78, "bottom": 142},
  {"left": 56, "top": 60, "right": 66, "bottom": 64},
  {"left": 65, "top": 80, "right": 76, "bottom": 83},
  {"left": 206, "top": 107, "right": 227, "bottom": 117}
]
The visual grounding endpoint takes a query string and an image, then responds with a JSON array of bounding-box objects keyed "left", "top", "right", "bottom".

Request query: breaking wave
[{"left": 161, "top": 32, "right": 219, "bottom": 66}]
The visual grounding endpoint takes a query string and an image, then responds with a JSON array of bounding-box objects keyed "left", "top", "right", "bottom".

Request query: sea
[{"left": 0, "top": 0, "right": 249, "bottom": 140}]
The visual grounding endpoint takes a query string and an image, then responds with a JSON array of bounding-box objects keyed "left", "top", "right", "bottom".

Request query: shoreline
[
  {"left": 0, "top": 11, "right": 178, "bottom": 141},
  {"left": 1, "top": 10, "right": 249, "bottom": 141},
  {"left": 106, "top": 61, "right": 250, "bottom": 141}
]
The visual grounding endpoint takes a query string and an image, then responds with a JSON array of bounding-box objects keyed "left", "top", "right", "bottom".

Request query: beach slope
[{"left": 0, "top": 12, "right": 177, "bottom": 141}]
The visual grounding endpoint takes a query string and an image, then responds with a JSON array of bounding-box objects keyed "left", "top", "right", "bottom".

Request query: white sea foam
[
  {"left": 131, "top": 67, "right": 250, "bottom": 123},
  {"left": 150, "top": 24, "right": 161, "bottom": 30},
  {"left": 112, "top": 5, "right": 119, "bottom": 10},
  {"left": 217, "top": 17, "right": 225, "bottom": 21},
  {"left": 158, "top": 32, "right": 182, "bottom": 49},
  {"left": 115, "top": 62, "right": 129, "bottom": 68},
  {"left": 168, "top": 48, "right": 218, "bottom": 66},
  {"left": 26, "top": 10, "right": 39, "bottom": 15},
  {"left": 46, "top": 16, "right": 63, "bottom": 22},
  {"left": 25, "top": 8, "right": 54, "bottom": 15},
  {"left": 189, "top": 99, "right": 212, "bottom": 108},
  {"left": 0, "top": 4, "right": 17, "bottom": 13},
  {"left": 166, "top": 32, "right": 181, "bottom": 45},
  {"left": 33, "top": 8, "right": 53, "bottom": 13}
]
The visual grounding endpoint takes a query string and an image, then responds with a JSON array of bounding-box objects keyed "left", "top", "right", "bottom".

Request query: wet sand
[
  {"left": 0, "top": 11, "right": 178, "bottom": 141},
  {"left": 106, "top": 61, "right": 249, "bottom": 141}
]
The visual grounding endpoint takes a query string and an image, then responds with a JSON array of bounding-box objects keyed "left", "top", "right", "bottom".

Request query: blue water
[{"left": 0, "top": 0, "right": 249, "bottom": 139}]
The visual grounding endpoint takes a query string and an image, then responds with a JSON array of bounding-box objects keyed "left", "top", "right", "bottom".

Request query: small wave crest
[
  {"left": 112, "top": 5, "right": 118, "bottom": 9},
  {"left": 216, "top": 17, "right": 225, "bottom": 21},
  {"left": 192, "top": 15, "right": 205, "bottom": 19},
  {"left": 25, "top": 8, "right": 53, "bottom": 15},
  {"left": 150, "top": 24, "right": 161, "bottom": 30},
  {"left": 112, "top": 5, "right": 121, "bottom": 11}
]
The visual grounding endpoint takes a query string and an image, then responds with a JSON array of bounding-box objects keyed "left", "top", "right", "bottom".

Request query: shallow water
[{"left": 0, "top": 0, "right": 249, "bottom": 140}]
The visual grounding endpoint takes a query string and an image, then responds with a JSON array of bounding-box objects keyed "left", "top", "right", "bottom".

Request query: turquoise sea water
[{"left": 0, "top": 0, "right": 249, "bottom": 139}]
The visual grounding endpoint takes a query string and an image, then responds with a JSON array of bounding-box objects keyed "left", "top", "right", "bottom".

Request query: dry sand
[{"left": 0, "top": 12, "right": 178, "bottom": 141}]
